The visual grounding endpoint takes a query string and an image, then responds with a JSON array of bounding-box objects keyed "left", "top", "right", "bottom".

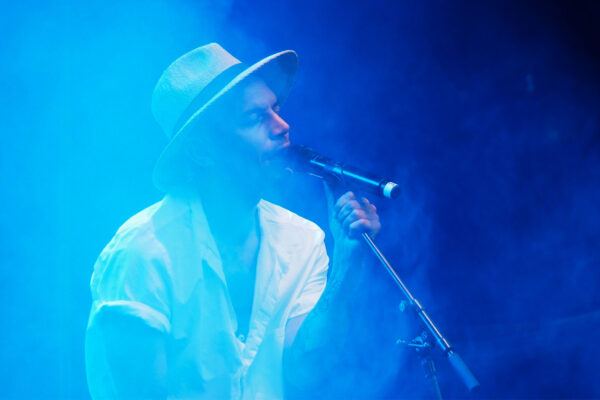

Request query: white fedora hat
[{"left": 151, "top": 43, "right": 298, "bottom": 192}]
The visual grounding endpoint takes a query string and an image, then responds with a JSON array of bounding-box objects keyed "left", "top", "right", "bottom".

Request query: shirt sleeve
[
  {"left": 87, "top": 243, "right": 172, "bottom": 334},
  {"left": 288, "top": 237, "right": 329, "bottom": 319}
]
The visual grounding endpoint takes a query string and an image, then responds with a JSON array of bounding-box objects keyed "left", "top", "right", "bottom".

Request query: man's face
[{"left": 211, "top": 77, "right": 291, "bottom": 173}]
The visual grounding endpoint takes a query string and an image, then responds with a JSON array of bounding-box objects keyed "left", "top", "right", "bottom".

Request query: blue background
[{"left": 1, "top": 0, "right": 599, "bottom": 398}]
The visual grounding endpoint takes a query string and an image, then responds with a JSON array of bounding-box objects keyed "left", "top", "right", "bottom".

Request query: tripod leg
[{"left": 422, "top": 356, "right": 443, "bottom": 400}]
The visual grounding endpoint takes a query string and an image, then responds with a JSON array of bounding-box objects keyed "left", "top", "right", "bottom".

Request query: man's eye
[{"left": 240, "top": 112, "right": 262, "bottom": 126}]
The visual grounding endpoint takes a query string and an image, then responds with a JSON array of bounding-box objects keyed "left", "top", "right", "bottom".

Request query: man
[{"left": 85, "top": 43, "right": 382, "bottom": 399}]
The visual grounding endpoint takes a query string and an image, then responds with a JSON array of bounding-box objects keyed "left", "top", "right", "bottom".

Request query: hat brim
[{"left": 152, "top": 50, "right": 298, "bottom": 192}]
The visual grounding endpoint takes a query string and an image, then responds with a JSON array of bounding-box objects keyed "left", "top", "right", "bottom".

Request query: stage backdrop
[{"left": 0, "top": 0, "right": 598, "bottom": 398}]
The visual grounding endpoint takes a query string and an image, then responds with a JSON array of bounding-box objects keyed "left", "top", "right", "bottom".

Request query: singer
[{"left": 85, "top": 44, "right": 385, "bottom": 399}]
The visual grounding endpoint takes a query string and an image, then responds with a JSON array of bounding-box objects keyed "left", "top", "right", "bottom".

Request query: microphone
[{"left": 278, "top": 145, "right": 400, "bottom": 199}]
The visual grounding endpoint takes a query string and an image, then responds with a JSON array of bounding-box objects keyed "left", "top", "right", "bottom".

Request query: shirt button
[{"left": 237, "top": 333, "right": 246, "bottom": 343}]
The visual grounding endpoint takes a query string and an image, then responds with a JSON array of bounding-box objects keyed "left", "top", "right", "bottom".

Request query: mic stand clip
[
  {"left": 361, "top": 233, "right": 480, "bottom": 394},
  {"left": 397, "top": 331, "right": 443, "bottom": 400}
]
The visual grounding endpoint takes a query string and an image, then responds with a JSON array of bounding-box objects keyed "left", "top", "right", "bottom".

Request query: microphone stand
[
  {"left": 361, "top": 233, "right": 480, "bottom": 396},
  {"left": 281, "top": 149, "right": 479, "bottom": 394}
]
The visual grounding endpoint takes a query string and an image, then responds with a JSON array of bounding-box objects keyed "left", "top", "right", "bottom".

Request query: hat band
[{"left": 171, "top": 62, "right": 248, "bottom": 135}]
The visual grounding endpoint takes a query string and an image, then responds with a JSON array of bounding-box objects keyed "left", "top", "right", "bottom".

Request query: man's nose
[{"left": 269, "top": 111, "right": 290, "bottom": 139}]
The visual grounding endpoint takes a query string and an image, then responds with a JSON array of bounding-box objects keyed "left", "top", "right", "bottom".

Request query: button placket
[{"left": 240, "top": 211, "right": 283, "bottom": 366}]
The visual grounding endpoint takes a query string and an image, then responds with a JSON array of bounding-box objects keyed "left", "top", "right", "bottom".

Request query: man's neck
[{"left": 195, "top": 170, "right": 262, "bottom": 250}]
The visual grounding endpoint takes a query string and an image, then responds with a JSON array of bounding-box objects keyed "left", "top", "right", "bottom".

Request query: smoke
[{"left": 2, "top": 0, "right": 599, "bottom": 398}]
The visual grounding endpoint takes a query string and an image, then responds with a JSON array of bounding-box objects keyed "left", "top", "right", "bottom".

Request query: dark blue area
[{"left": 0, "top": 0, "right": 598, "bottom": 398}]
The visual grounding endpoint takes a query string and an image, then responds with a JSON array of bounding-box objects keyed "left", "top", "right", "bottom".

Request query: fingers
[
  {"left": 337, "top": 196, "right": 362, "bottom": 223},
  {"left": 333, "top": 191, "right": 356, "bottom": 215},
  {"left": 337, "top": 196, "right": 376, "bottom": 223},
  {"left": 360, "top": 197, "right": 377, "bottom": 217},
  {"left": 342, "top": 211, "right": 370, "bottom": 237},
  {"left": 348, "top": 219, "right": 373, "bottom": 237},
  {"left": 333, "top": 191, "right": 381, "bottom": 238}
]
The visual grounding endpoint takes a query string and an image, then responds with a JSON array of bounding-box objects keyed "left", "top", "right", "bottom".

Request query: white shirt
[{"left": 85, "top": 194, "right": 329, "bottom": 399}]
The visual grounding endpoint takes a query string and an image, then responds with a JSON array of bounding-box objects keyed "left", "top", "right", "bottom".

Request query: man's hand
[
  {"left": 323, "top": 183, "right": 381, "bottom": 282},
  {"left": 324, "top": 183, "right": 381, "bottom": 243}
]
